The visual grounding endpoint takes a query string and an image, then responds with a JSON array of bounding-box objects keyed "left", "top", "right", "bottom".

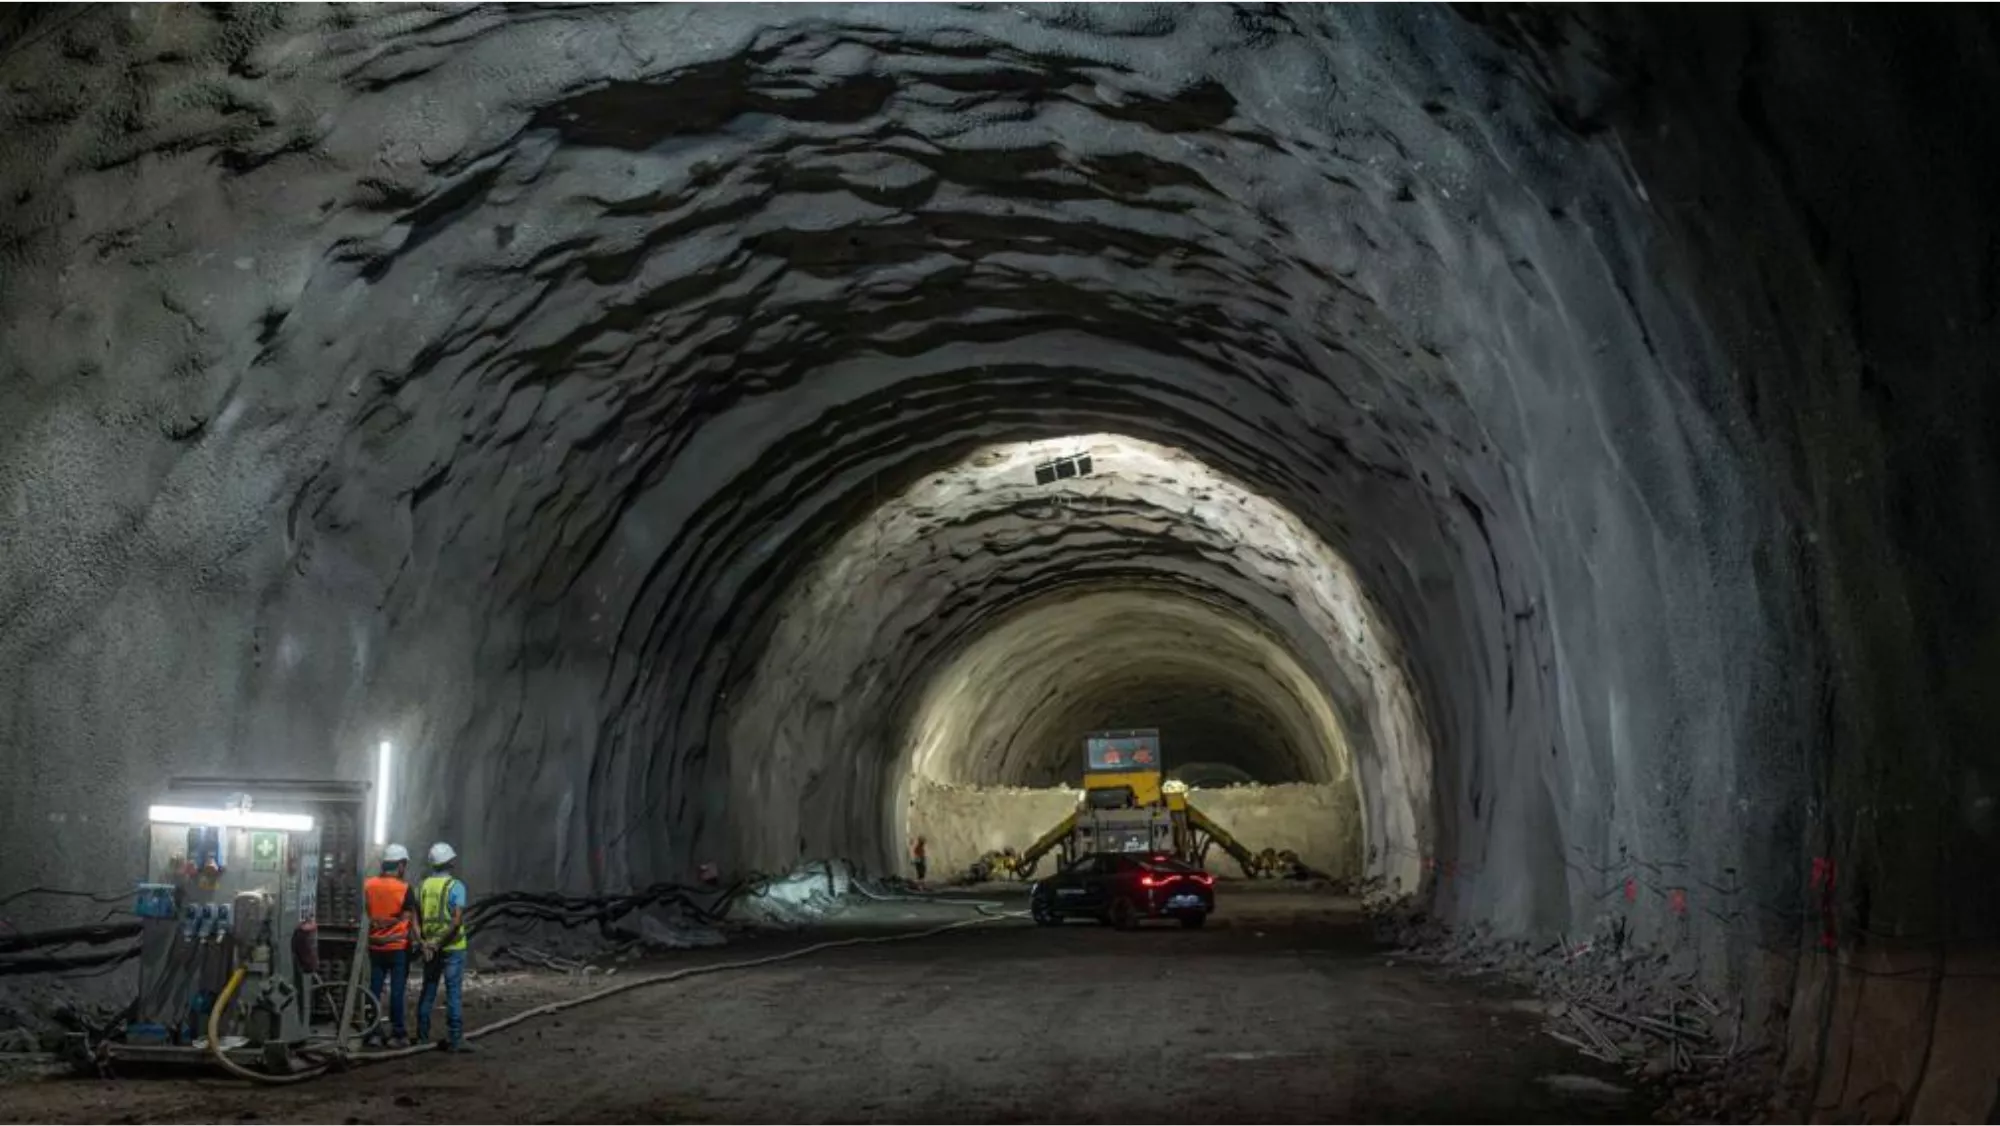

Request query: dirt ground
[{"left": 1, "top": 886, "right": 1650, "bottom": 1124}]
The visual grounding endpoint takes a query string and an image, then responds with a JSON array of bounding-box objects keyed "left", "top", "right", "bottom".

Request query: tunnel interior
[
  {"left": 1, "top": 4, "right": 1996, "bottom": 1118},
  {"left": 733, "top": 431, "right": 1405, "bottom": 883},
  {"left": 905, "top": 590, "right": 1342, "bottom": 794}
]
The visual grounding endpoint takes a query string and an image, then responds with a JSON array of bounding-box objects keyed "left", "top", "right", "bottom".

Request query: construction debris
[{"left": 1372, "top": 905, "right": 1781, "bottom": 1123}]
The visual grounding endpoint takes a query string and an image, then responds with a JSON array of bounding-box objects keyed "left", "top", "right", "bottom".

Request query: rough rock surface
[
  {"left": 1, "top": 5, "right": 1996, "bottom": 1115},
  {"left": 1190, "top": 783, "right": 1365, "bottom": 882},
  {"left": 906, "top": 778, "right": 1079, "bottom": 881}
]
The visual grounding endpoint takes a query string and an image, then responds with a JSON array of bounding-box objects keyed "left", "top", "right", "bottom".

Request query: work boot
[
  {"left": 446, "top": 1040, "right": 477, "bottom": 1054},
  {"left": 388, "top": 1035, "right": 409, "bottom": 1049}
]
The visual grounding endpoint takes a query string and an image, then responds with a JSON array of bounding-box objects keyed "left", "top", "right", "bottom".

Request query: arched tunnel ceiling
[
  {"left": 0, "top": 1, "right": 1821, "bottom": 920},
  {"left": 3, "top": 17, "right": 1998, "bottom": 1101},
  {"left": 911, "top": 589, "right": 1345, "bottom": 789}
]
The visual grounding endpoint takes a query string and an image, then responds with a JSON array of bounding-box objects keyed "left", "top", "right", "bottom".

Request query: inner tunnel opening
[
  {"left": 905, "top": 582, "right": 1348, "bottom": 794},
  {"left": 724, "top": 432, "right": 1416, "bottom": 887},
  {"left": 897, "top": 584, "right": 1368, "bottom": 882}
]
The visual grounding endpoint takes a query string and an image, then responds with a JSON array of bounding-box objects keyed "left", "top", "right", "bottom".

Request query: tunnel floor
[{"left": 2, "top": 887, "right": 1651, "bottom": 1125}]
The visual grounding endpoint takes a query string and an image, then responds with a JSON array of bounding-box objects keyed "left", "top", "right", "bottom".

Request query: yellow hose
[{"left": 205, "top": 965, "right": 332, "bottom": 1085}]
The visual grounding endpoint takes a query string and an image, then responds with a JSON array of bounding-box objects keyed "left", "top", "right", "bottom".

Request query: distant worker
[
  {"left": 414, "top": 841, "right": 473, "bottom": 1053},
  {"left": 911, "top": 836, "right": 928, "bottom": 883},
  {"left": 362, "top": 843, "right": 418, "bottom": 1047}
]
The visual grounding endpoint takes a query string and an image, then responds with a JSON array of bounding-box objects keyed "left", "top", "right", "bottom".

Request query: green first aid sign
[{"left": 250, "top": 831, "right": 281, "bottom": 871}]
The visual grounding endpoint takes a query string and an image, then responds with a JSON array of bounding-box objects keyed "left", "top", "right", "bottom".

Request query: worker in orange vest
[{"left": 363, "top": 843, "right": 418, "bottom": 1047}]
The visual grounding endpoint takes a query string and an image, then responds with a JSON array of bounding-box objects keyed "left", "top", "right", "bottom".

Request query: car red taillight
[
  {"left": 1193, "top": 873, "right": 1214, "bottom": 886},
  {"left": 1138, "top": 874, "right": 1158, "bottom": 887}
]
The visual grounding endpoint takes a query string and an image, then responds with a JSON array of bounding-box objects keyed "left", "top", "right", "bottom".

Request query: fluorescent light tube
[
  {"left": 148, "top": 805, "right": 315, "bottom": 833},
  {"left": 374, "top": 740, "right": 392, "bottom": 846}
]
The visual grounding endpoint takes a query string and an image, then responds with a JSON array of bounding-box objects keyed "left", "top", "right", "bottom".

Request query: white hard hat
[
  {"left": 427, "top": 841, "right": 457, "bottom": 866},
  {"left": 383, "top": 843, "right": 410, "bottom": 863}
]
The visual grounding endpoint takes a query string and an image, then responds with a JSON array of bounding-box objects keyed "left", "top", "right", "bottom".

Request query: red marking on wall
[
  {"left": 1667, "top": 888, "right": 1687, "bottom": 915},
  {"left": 1624, "top": 877, "right": 1638, "bottom": 903}
]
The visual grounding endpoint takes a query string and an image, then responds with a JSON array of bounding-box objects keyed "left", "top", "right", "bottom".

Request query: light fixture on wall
[
  {"left": 1032, "top": 452, "right": 1094, "bottom": 486},
  {"left": 148, "top": 805, "right": 316, "bottom": 832},
  {"left": 374, "top": 740, "right": 392, "bottom": 846}
]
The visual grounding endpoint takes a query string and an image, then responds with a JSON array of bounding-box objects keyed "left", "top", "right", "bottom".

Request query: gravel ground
[{"left": 0, "top": 887, "right": 1650, "bottom": 1123}]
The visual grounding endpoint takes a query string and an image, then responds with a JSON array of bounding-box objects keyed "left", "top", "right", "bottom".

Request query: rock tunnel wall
[
  {"left": 907, "top": 779, "right": 1363, "bottom": 885},
  {"left": 1179, "top": 784, "right": 1364, "bottom": 883},
  {"left": 0, "top": 6, "right": 1995, "bottom": 1113},
  {"left": 906, "top": 779, "right": 1078, "bottom": 882}
]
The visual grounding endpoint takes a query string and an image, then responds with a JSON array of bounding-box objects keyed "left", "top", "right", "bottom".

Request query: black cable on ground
[
  {"left": 0, "top": 921, "right": 141, "bottom": 955},
  {"left": 0, "top": 877, "right": 765, "bottom": 982},
  {"left": 0, "top": 946, "right": 138, "bottom": 976},
  {"left": 464, "top": 875, "right": 766, "bottom": 936},
  {"left": 0, "top": 886, "right": 134, "bottom": 910}
]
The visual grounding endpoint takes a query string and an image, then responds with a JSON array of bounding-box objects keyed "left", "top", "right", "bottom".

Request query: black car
[{"left": 1029, "top": 852, "right": 1216, "bottom": 928}]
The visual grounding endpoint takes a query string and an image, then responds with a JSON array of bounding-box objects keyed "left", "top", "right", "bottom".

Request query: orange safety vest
[{"left": 364, "top": 875, "right": 412, "bottom": 952}]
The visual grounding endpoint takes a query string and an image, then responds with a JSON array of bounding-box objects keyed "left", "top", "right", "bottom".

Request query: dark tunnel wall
[
  {"left": 1553, "top": 11, "right": 2000, "bottom": 1113},
  {"left": 1, "top": 5, "right": 1996, "bottom": 1113}
]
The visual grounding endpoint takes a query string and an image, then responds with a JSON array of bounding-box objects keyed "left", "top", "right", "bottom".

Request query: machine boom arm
[
  {"left": 1184, "top": 802, "right": 1263, "bottom": 876},
  {"left": 995, "top": 730, "right": 1289, "bottom": 882},
  {"left": 1018, "top": 810, "right": 1079, "bottom": 871}
]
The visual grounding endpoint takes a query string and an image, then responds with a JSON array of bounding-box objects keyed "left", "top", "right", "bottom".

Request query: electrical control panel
[{"left": 130, "top": 779, "right": 371, "bottom": 1049}]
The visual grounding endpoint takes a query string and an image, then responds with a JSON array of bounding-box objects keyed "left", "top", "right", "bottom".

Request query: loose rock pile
[
  {"left": 1373, "top": 904, "right": 1785, "bottom": 1122},
  {"left": 0, "top": 972, "right": 129, "bottom": 1053}
]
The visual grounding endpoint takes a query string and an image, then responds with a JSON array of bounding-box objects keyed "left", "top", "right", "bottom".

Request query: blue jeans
[
  {"left": 416, "top": 949, "right": 464, "bottom": 1046},
  {"left": 368, "top": 949, "right": 408, "bottom": 1038}
]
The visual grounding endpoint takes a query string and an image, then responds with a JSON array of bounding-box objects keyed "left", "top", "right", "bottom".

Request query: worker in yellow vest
[{"left": 414, "top": 841, "right": 472, "bottom": 1052}]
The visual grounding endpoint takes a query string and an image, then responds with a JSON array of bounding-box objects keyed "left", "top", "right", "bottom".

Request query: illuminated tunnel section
[
  {"left": 904, "top": 590, "right": 1348, "bottom": 788},
  {"left": 728, "top": 435, "right": 1421, "bottom": 889},
  {"left": 0, "top": 6, "right": 1995, "bottom": 1116}
]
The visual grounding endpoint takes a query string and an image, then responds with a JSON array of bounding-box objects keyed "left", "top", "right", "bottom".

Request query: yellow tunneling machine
[{"left": 978, "top": 728, "right": 1290, "bottom": 880}]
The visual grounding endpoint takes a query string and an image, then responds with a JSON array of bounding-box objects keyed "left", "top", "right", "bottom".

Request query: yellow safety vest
[{"left": 419, "top": 875, "right": 468, "bottom": 951}]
